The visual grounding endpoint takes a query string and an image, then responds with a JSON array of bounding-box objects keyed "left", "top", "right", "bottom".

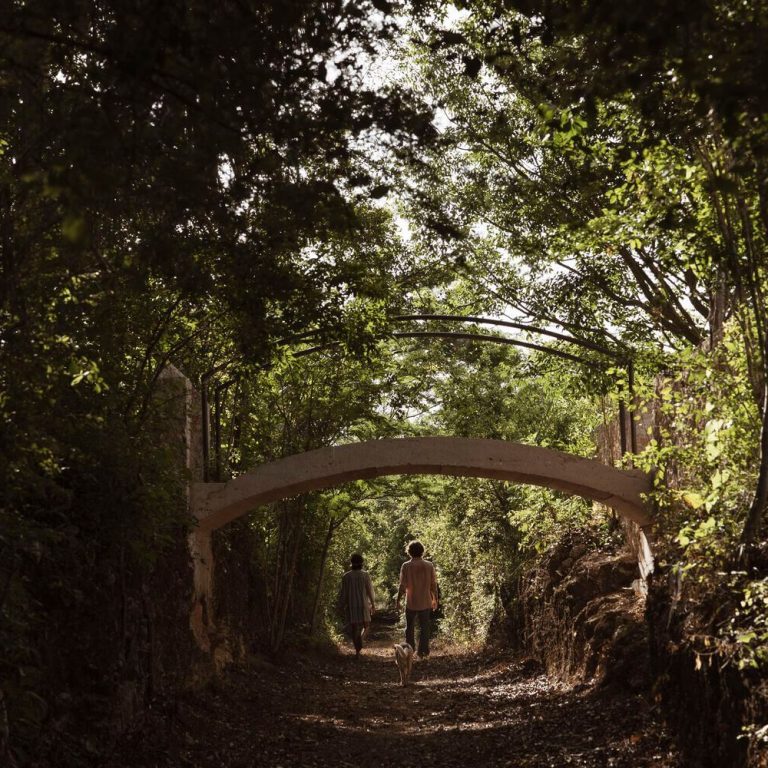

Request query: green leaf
[
  {"left": 681, "top": 492, "right": 705, "bottom": 510},
  {"left": 62, "top": 215, "right": 86, "bottom": 243}
]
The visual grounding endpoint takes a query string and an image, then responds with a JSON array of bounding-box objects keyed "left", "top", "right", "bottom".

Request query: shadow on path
[{"left": 108, "top": 613, "right": 680, "bottom": 767}]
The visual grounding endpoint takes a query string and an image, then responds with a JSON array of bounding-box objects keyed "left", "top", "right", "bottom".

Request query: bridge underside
[{"left": 190, "top": 437, "right": 652, "bottom": 532}]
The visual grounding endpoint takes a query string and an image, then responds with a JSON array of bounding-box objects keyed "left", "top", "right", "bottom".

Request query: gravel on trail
[{"left": 107, "top": 614, "right": 681, "bottom": 768}]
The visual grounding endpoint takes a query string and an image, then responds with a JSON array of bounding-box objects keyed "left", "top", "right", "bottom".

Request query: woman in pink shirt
[{"left": 396, "top": 540, "right": 438, "bottom": 658}]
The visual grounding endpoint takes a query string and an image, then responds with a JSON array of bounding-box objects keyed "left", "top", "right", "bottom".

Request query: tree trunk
[
  {"left": 269, "top": 498, "right": 304, "bottom": 653},
  {"left": 741, "top": 333, "right": 768, "bottom": 546},
  {"left": 309, "top": 519, "right": 335, "bottom": 636}
]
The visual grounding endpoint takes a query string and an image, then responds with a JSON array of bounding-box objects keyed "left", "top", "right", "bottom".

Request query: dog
[{"left": 393, "top": 642, "right": 414, "bottom": 687}]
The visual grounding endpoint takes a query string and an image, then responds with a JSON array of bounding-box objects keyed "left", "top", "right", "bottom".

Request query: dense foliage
[
  {"left": 403, "top": 0, "right": 768, "bottom": 540},
  {"left": 3, "top": 0, "right": 768, "bottom": 764},
  {"left": 398, "top": 0, "right": 768, "bottom": 721},
  {"left": 0, "top": 1, "right": 434, "bottom": 761}
]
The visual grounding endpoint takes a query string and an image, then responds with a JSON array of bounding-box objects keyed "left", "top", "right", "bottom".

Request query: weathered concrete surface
[
  {"left": 157, "top": 366, "right": 215, "bottom": 657},
  {"left": 191, "top": 437, "right": 652, "bottom": 532}
]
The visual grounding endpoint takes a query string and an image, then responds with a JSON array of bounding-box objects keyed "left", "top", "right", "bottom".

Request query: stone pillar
[
  {"left": 188, "top": 527, "right": 215, "bottom": 652},
  {"left": 594, "top": 394, "right": 655, "bottom": 588},
  {"left": 157, "top": 365, "right": 215, "bottom": 653},
  {"left": 621, "top": 519, "right": 655, "bottom": 595},
  {"left": 157, "top": 364, "right": 205, "bottom": 486}
]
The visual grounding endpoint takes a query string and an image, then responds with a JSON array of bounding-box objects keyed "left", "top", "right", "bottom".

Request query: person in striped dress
[{"left": 338, "top": 553, "right": 376, "bottom": 657}]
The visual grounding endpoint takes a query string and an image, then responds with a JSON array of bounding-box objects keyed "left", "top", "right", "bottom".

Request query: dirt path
[{"left": 110, "top": 614, "right": 681, "bottom": 767}]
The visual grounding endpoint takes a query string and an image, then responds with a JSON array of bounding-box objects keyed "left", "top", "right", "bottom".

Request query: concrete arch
[
  {"left": 187, "top": 436, "right": 653, "bottom": 654},
  {"left": 190, "top": 436, "right": 652, "bottom": 531}
]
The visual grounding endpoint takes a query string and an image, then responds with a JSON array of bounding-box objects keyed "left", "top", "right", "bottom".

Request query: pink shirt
[{"left": 399, "top": 558, "right": 437, "bottom": 611}]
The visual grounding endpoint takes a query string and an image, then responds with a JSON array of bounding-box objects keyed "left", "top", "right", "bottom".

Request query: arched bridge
[{"left": 190, "top": 437, "right": 652, "bottom": 531}]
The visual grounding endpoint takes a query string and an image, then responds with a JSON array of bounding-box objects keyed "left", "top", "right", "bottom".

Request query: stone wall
[
  {"left": 646, "top": 572, "right": 768, "bottom": 767},
  {"left": 504, "top": 534, "right": 649, "bottom": 690},
  {"left": 162, "top": 367, "right": 264, "bottom": 673},
  {"left": 593, "top": 382, "right": 768, "bottom": 767},
  {"left": 110, "top": 367, "right": 212, "bottom": 727}
]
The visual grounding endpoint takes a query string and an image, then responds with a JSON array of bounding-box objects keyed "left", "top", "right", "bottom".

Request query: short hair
[
  {"left": 350, "top": 553, "right": 364, "bottom": 569},
  {"left": 406, "top": 540, "right": 424, "bottom": 557}
]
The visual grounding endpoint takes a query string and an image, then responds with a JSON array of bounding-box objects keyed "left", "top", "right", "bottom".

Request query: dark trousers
[
  {"left": 405, "top": 608, "right": 432, "bottom": 656},
  {"left": 352, "top": 623, "right": 364, "bottom": 653}
]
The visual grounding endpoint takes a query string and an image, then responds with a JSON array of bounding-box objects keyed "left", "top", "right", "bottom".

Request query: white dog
[{"left": 394, "top": 642, "right": 414, "bottom": 687}]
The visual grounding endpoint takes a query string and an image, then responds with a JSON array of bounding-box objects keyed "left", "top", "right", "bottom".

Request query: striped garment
[{"left": 339, "top": 568, "right": 375, "bottom": 624}]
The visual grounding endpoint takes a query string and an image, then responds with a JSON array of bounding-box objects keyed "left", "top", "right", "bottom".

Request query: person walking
[
  {"left": 396, "top": 540, "right": 438, "bottom": 659},
  {"left": 338, "top": 553, "right": 376, "bottom": 657}
]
